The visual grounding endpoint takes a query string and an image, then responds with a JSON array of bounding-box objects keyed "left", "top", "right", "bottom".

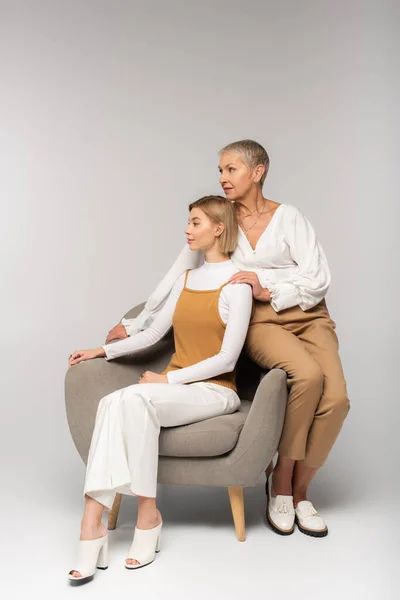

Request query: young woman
[
  {"left": 109, "top": 140, "right": 350, "bottom": 538},
  {"left": 67, "top": 196, "right": 253, "bottom": 585}
]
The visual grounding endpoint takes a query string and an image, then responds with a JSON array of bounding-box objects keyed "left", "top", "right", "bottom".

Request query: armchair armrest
[
  {"left": 65, "top": 304, "right": 174, "bottom": 464},
  {"left": 227, "top": 369, "right": 287, "bottom": 486},
  {"left": 121, "top": 302, "right": 145, "bottom": 322}
]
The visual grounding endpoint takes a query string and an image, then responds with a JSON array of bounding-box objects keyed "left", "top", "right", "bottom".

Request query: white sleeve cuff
[
  {"left": 269, "top": 282, "right": 303, "bottom": 312},
  {"left": 166, "top": 370, "right": 179, "bottom": 384},
  {"left": 121, "top": 308, "right": 153, "bottom": 336},
  {"left": 255, "top": 269, "right": 276, "bottom": 289},
  {"left": 102, "top": 344, "right": 112, "bottom": 361},
  {"left": 120, "top": 318, "right": 136, "bottom": 336}
]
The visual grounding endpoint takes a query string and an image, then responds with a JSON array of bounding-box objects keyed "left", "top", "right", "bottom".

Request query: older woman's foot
[
  {"left": 293, "top": 493, "right": 328, "bottom": 537},
  {"left": 265, "top": 472, "right": 295, "bottom": 535}
]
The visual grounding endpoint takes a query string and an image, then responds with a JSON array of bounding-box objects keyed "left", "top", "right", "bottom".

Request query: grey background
[{"left": 0, "top": 0, "right": 398, "bottom": 597}]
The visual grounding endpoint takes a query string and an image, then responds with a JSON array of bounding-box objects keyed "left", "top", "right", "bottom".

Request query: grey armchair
[{"left": 65, "top": 303, "right": 287, "bottom": 542}]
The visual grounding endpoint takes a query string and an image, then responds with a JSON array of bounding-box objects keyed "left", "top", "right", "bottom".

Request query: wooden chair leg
[
  {"left": 228, "top": 486, "right": 246, "bottom": 542},
  {"left": 108, "top": 493, "right": 122, "bottom": 530}
]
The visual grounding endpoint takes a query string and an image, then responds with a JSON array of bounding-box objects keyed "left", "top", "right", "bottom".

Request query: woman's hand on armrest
[{"left": 69, "top": 347, "right": 106, "bottom": 366}]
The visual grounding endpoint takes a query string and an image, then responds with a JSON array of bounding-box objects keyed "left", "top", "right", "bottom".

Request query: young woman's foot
[
  {"left": 125, "top": 509, "right": 162, "bottom": 567},
  {"left": 70, "top": 521, "right": 107, "bottom": 579}
]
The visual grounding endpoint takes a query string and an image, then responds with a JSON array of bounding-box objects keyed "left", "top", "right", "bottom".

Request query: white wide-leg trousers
[{"left": 83, "top": 381, "right": 240, "bottom": 509}]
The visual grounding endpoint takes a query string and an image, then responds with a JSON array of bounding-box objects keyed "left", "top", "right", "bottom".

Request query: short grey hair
[{"left": 218, "top": 139, "right": 270, "bottom": 186}]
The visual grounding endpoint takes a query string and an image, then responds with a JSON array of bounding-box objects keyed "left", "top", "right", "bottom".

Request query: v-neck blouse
[
  {"left": 230, "top": 204, "right": 331, "bottom": 311},
  {"left": 237, "top": 202, "right": 285, "bottom": 253},
  {"left": 122, "top": 204, "right": 331, "bottom": 336}
]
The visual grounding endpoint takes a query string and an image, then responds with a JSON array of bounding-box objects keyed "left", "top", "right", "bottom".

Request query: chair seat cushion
[{"left": 159, "top": 400, "right": 251, "bottom": 457}]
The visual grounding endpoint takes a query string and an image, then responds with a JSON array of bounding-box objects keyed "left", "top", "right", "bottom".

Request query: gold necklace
[
  {"left": 240, "top": 201, "right": 271, "bottom": 235},
  {"left": 239, "top": 200, "right": 264, "bottom": 220},
  {"left": 245, "top": 204, "right": 261, "bottom": 215}
]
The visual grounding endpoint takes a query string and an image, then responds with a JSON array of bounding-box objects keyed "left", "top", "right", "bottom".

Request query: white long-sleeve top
[
  {"left": 104, "top": 260, "right": 253, "bottom": 385},
  {"left": 122, "top": 203, "right": 331, "bottom": 335}
]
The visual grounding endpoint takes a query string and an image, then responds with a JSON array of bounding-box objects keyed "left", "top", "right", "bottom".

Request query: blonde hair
[
  {"left": 218, "top": 139, "right": 270, "bottom": 186},
  {"left": 188, "top": 195, "right": 238, "bottom": 255}
]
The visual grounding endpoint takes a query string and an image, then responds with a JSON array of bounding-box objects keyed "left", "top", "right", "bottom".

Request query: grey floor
[{"left": 3, "top": 452, "right": 396, "bottom": 600}]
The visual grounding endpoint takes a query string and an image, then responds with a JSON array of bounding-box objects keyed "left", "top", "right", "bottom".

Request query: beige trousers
[{"left": 245, "top": 299, "right": 350, "bottom": 468}]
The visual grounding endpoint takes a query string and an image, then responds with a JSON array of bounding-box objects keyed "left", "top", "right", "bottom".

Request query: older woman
[{"left": 108, "top": 140, "right": 350, "bottom": 538}]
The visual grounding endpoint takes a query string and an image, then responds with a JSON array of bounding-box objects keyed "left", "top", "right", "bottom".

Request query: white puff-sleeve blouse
[
  {"left": 233, "top": 203, "right": 331, "bottom": 312},
  {"left": 122, "top": 203, "right": 331, "bottom": 335}
]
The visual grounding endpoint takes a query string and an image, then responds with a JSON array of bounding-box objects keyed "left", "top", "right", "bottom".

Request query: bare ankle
[
  {"left": 80, "top": 518, "right": 105, "bottom": 533},
  {"left": 272, "top": 469, "right": 293, "bottom": 496},
  {"left": 136, "top": 509, "right": 161, "bottom": 529},
  {"left": 293, "top": 490, "right": 308, "bottom": 505}
]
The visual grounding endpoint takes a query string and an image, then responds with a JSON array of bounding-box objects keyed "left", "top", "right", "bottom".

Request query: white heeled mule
[
  {"left": 68, "top": 534, "right": 109, "bottom": 586},
  {"left": 125, "top": 521, "right": 162, "bottom": 570}
]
